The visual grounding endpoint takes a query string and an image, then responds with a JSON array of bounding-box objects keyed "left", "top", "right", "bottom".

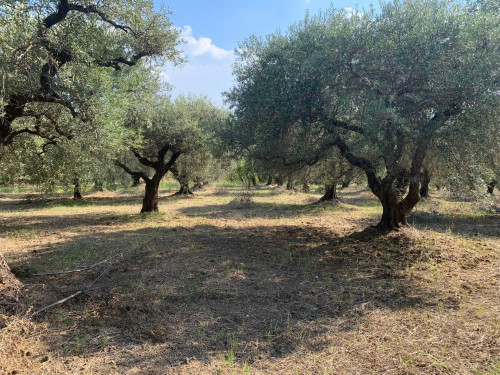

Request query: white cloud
[
  {"left": 180, "top": 26, "right": 234, "bottom": 60},
  {"left": 161, "top": 25, "right": 235, "bottom": 107}
]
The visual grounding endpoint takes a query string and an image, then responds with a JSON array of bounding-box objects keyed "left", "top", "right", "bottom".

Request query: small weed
[
  {"left": 225, "top": 336, "right": 238, "bottom": 365},
  {"left": 225, "top": 260, "right": 233, "bottom": 277},
  {"left": 242, "top": 362, "right": 251, "bottom": 374},
  {"left": 74, "top": 335, "right": 89, "bottom": 353},
  {"left": 404, "top": 353, "right": 449, "bottom": 372}
]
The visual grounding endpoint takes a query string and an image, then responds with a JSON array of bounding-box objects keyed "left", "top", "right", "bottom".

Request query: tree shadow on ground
[
  {"left": 409, "top": 211, "right": 500, "bottom": 239},
  {"left": 179, "top": 200, "right": 357, "bottom": 221},
  {"left": 0, "top": 211, "right": 153, "bottom": 237},
  {"left": 0, "top": 189, "right": 178, "bottom": 212},
  {"left": 7, "top": 219, "right": 447, "bottom": 372}
]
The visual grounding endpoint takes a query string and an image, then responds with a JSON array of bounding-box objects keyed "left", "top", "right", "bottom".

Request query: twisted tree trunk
[
  {"left": 171, "top": 164, "right": 193, "bottom": 195},
  {"left": 115, "top": 149, "right": 181, "bottom": 213},
  {"left": 319, "top": 183, "right": 338, "bottom": 202},
  {"left": 142, "top": 177, "right": 160, "bottom": 212}
]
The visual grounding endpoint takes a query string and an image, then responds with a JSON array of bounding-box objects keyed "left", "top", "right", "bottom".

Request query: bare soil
[{"left": 1, "top": 185, "right": 499, "bottom": 374}]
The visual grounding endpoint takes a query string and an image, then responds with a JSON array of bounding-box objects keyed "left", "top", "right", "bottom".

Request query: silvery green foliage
[
  {"left": 226, "top": 0, "right": 500, "bottom": 225},
  {"left": 0, "top": 0, "right": 182, "bottom": 157}
]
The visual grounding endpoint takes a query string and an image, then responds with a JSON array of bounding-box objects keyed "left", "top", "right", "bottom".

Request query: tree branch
[
  {"left": 114, "top": 160, "right": 150, "bottom": 183},
  {"left": 165, "top": 152, "right": 181, "bottom": 171},
  {"left": 44, "top": 0, "right": 135, "bottom": 35},
  {"left": 95, "top": 53, "right": 148, "bottom": 71},
  {"left": 131, "top": 149, "right": 157, "bottom": 168}
]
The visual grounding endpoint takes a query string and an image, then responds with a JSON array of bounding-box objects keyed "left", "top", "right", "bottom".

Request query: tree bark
[
  {"left": 0, "top": 254, "right": 20, "bottom": 287},
  {"left": 266, "top": 176, "right": 273, "bottom": 186},
  {"left": 319, "top": 184, "right": 338, "bottom": 201},
  {"left": 420, "top": 168, "right": 430, "bottom": 198},
  {"left": 286, "top": 177, "right": 294, "bottom": 190},
  {"left": 376, "top": 184, "right": 401, "bottom": 229},
  {"left": 487, "top": 180, "right": 497, "bottom": 195},
  {"left": 73, "top": 175, "right": 82, "bottom": 200},
  {"left": 0, "top": 253, "right": 22, "bottom": 314},
  {"left": 141, "top": 178, "right": 160, "bottom": 213}
]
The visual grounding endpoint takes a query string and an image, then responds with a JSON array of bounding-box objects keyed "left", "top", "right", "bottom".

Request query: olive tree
[
  {"left": 115, "top": 96, "right": 227, "bottom": 213},
  {"left": 0, "top": 0, "right": 181, "bottom": 284},
  {"left": 0, "top": 0, "right": 181, "bottom": 156},
  {"left": 226, "top": 0, "right": 500, "bottom": 230}
]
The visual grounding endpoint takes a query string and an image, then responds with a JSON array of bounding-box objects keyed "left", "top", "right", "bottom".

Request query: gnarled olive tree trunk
[
  {"left": 141, "top": 175, "right": 162, "bottom": 212},
  {"left": 319, "top": 183, "right": 338, "bottom": 202},
  {"left": 115, "top": 149, "right": 181, "bottom": 213},
  {"left": 170, "top": 164, "right": 193, "bottom": 195},
  {"left": 337, "top": 137, "right": 426, "bottom": 230}
]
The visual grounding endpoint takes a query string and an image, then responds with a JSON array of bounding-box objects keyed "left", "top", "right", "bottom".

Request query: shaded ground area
[{"left": 0, "top": 186, "right": 499, "bottom": 374}]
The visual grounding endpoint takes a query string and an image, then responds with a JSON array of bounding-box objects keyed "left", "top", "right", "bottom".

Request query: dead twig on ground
[{"left": 31, "top": 291, "right": 82, "bottom": 316}]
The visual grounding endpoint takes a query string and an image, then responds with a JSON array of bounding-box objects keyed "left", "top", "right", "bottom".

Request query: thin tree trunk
[
  {"left": 266, "top": 176, "right": 273, "bottom": 186},
  {"left": 319, "top": 184, "right": 338, "bottom": 202},
  {"left": 286, "top": 177, "right": 293, "bottom": 190},
  {"left": 73, "top": 176, "right": 82, "bottom": 200},
  {"left": 487, "top": 180, "right": 497, "bottom": 195},
  {"left": 420, "top": 168, "right": 430, "bottom": 198},
  {"left": 251, "top": 176, "right": 257, "bottom": 186}
]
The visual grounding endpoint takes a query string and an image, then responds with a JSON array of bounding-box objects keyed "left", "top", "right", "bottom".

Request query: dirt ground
[{"left": 0, "top": 185, "right": 499, "bottom": 375}]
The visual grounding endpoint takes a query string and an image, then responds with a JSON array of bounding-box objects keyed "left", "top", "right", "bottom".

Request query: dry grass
[{"left": 0, "top": 185, "right": 499, "bottom": 375}]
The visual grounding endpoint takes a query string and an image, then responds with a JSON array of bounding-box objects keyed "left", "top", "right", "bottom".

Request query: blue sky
[{"left": 159, "top": 0, "right": 374, "bottom": 106}]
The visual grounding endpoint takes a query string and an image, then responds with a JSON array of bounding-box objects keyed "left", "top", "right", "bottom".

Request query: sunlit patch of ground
[{"left": 1, "top": 185, "right": 499, "bottom": 374}]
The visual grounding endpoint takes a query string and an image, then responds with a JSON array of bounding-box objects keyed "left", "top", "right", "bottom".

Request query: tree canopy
[
  {"left": 0, "top": 0, "right": 181, "bottom": 157},
  {"left": 226, "top": 0, "right": 500, "bottom": 229}
]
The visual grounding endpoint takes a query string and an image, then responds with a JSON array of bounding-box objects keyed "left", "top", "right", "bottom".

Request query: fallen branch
[
  {"left": 32, "top": 291, "right": 82, "bottom": 316},
  {"left": 32, "top": 237, "right": 158, "bottom": 277},
  {"left": 29, "top": 237, "right": 159, "bottom": 316},
  {"left": 32, "top": 259, "right": 110, "bottom": 276}
]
